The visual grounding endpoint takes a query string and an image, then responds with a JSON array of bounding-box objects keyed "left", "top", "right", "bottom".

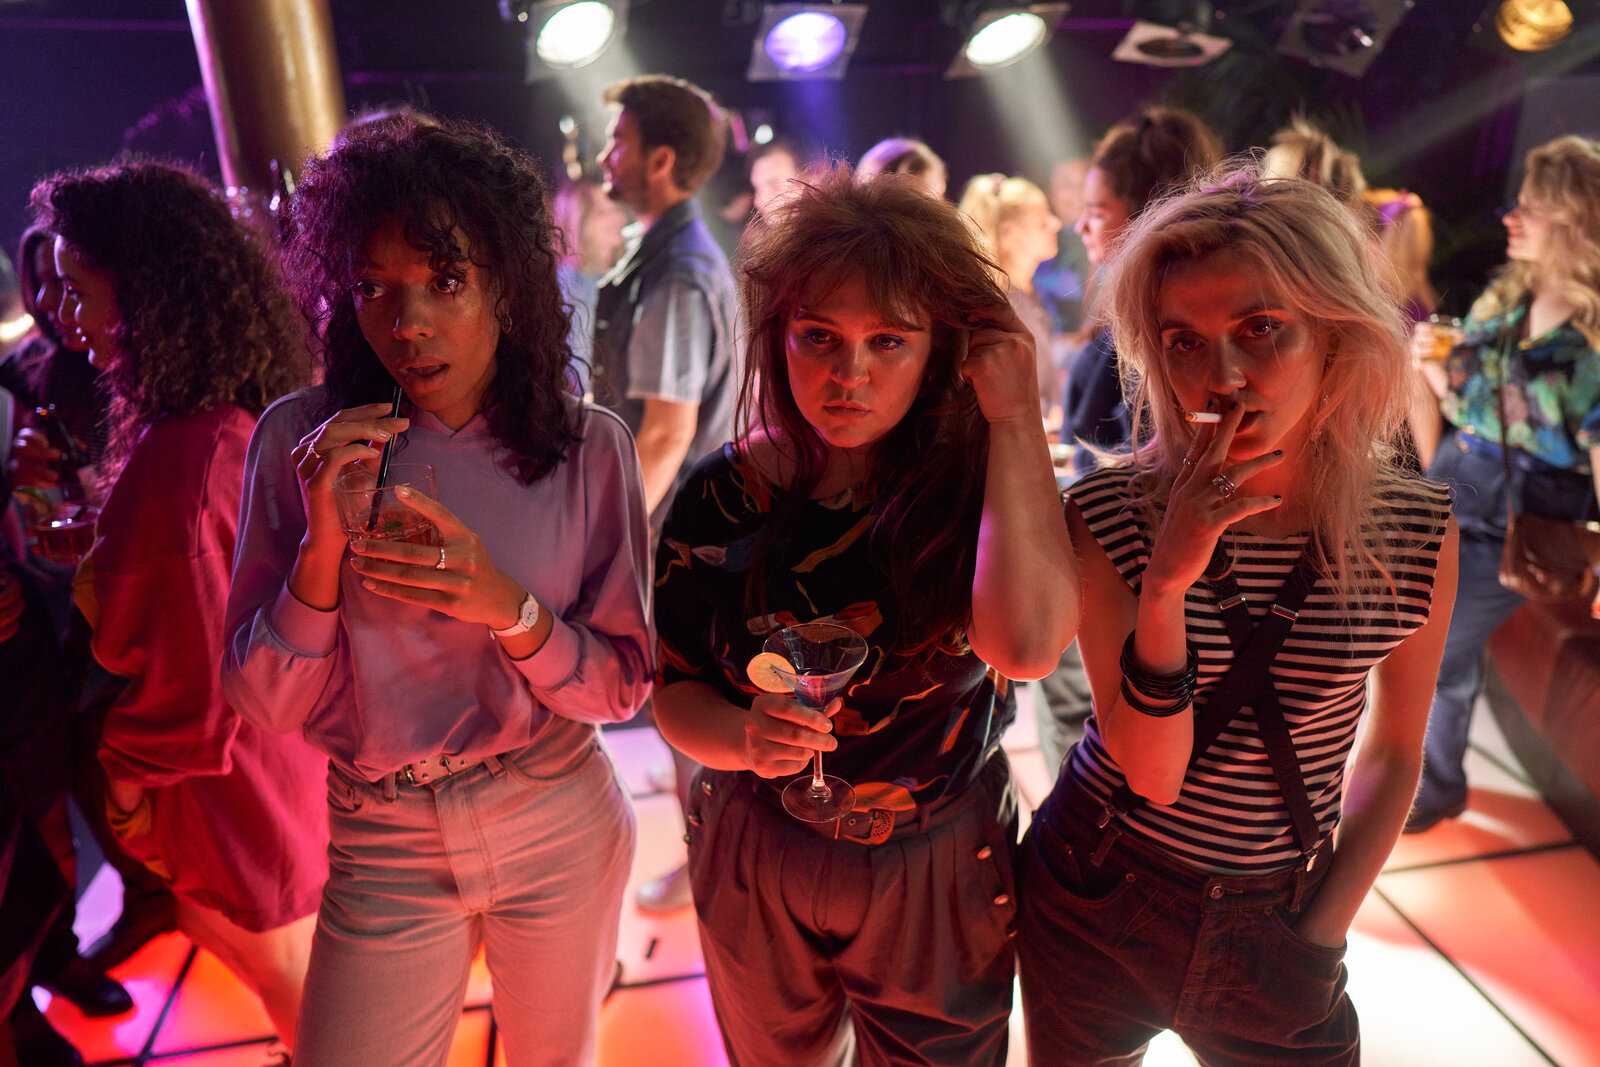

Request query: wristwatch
[{"left": 490, "top": 592, "right": 540, "bottom": 639}]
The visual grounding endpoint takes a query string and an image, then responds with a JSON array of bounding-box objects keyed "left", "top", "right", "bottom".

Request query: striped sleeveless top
[{"left": 1063, "top": 464, "right": 1452, "bottom": 874}]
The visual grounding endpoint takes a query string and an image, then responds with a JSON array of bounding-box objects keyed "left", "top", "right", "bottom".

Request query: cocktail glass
[
  {"left": 766, "top": 622, "right": 869, "bottom": 823},
  {"left": 332, "top": 462, "right": 439, "bottom": 545}
]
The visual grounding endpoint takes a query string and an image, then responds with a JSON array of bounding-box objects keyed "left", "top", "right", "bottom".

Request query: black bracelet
[
  {"left": 1119, "top": 677, "right": 1191, "bottom": 717},
  {"left": 1119, "top": 632, "right": 1198, "bottom": 711}
]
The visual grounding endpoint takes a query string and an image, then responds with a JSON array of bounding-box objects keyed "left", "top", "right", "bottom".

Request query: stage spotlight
[
  {"left": 1276, "top": 0, "right": 1413, "bottom": 78},
  {"left": 946, "top": 3, "right": 1070, "bottom": 77},
  {"left": 1491, "top": 0, "right": 1575, "bottom": 50},
  {"left": 1111, "top": 1, "right": 1231, "bottom": 67},
  {"left": 508, "top": 0, "right": 628, "bottom": 79},
  {"left": 748, "top": 3, "right": 867, "bottom": 81}
]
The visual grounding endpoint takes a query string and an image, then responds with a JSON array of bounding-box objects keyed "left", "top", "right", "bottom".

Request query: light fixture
[
  {"left": 748, "top": 3, "right": 867, "bottom": 81},
  {"left": 1111, "top": 3, "right": 1230, "bottom": 67},
  {"left": 507, "top": 0, "right": 629, "bottom": 80},
  {"left": 1276, "top": 0, "right": 1413, "bottom": 78},
  {"left": 946, "top": 4, "right": 1070, "bottom": 77},
  {"left": 1491, "top": 0, "right": 1576, "bottom": 50}
]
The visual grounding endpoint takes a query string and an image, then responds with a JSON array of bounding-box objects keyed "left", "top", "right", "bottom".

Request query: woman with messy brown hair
[
  {"left": 32, "top": 160, "right": 322, "bottom": 1053},
  {"left": 652, "top": 165, "right": 1075, "bottom": 1066}
]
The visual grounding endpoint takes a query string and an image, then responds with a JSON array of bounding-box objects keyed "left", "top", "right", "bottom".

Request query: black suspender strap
[{"left": 1104, "top": 545, "right": 1324, "bottom": 870}]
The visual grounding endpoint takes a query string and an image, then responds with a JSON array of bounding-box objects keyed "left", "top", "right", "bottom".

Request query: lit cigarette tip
[{"left": 1185, "top": 410, "right": 1222, "bottom": 423}]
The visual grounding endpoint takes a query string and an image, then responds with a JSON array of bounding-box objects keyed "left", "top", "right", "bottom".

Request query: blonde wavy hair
[
  {"left": 957, "top": 173, "right": 1050, "bottom": 276},
  {"left": 1473, "top": 135, "right": 1600, "bottom": 348},
  {"left": 1100, "top": 162, "right": 1421, "bottom": 607}
]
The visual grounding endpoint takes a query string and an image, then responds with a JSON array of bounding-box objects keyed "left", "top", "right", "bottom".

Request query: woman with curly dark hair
[
  {"left": 651, "top": 166, "right": 1075, "bottom": 1065},
  {"left": 32, "top": 160, "right": 324, "bottom": 1049},
  {"left": 222, "top": 115, "right": 651, "bottom": 1066}
]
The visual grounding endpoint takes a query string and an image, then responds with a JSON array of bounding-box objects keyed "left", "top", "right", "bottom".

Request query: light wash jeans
[{"left": 294, "top": 737, "right": 635, "bottom": 1067}]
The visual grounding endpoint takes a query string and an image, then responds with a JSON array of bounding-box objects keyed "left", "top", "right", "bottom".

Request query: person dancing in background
[
  {"left": 3, "top": 223, "right": 105, "bottom": 489},
  {"left": 551, "top": 176, "right": 627, "bottom": 398},
  {"left": 1017, "top": 168, "right": 1458, "bottom": 1064},
  {"left": 958, "top": 173, "right": 1065, "bottom": 422},
  {"left": 592, "top": 74, "right": 741, "bottom": 915},
  {"left": 223, "top": 114, "right": 650, "bottom": 1066},
  {"left": 857, "top": 136, "right": 948, "bottom": 199},
  {"left": 652, "top": 166, "right": 1075, "bottom": 1067},
  {"left": 1064, "top": 106, "right": 1222, "bottom": 479},
  {"left": 33, "top": 161, "right": 323, "bottom": 1053},
  {"left": 1405, "top": 135, "right": 1600, "bottom": 834},
  {"left": 1262, "top": 117, "right": 1441, "bottom": 324}
]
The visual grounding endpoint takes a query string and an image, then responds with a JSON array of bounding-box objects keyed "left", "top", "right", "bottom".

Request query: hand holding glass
[
  {"left": 759, "top": 623, "right": 869, "bottom": 823},
  {"left": 332, "top": 462, "right": 439, "bottom": 545}
]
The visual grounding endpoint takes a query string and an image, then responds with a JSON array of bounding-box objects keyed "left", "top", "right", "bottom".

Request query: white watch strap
[{"left": 491, "top": 593, "right": 539, "bottom": 638}]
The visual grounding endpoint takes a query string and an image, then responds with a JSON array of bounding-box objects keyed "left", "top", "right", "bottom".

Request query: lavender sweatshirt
[{"left": 221, "top": 388, "right": 652, "bottom": 781}]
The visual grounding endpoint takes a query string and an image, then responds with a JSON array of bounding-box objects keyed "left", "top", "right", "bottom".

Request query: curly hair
[
  {"left": 31, "top": 162, "right": 308, "bottom": 481},
  {"left": 284, "top": 114, "right": 580, "bottom": 484},
  {"left": 1099, "top": 163, "right": 1421, "bottom": 610},
  {"left": 737, "top": 164, "right": 1008, "bottom": 661},
  {"left": 1474, "top": 134, "right": 1600, "bottom": 349}
]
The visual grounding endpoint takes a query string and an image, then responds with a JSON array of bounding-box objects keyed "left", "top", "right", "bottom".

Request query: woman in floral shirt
[{"left": 1407, "top": 135, "right": 1600, "bottom": 833}]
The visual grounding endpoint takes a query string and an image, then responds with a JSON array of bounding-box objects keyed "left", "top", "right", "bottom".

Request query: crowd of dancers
[{"left": 2, "top": 70, "right": 1598, "bottom": 1067}]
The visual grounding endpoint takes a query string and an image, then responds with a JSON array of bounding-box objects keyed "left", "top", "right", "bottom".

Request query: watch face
[{"left": 520, "top": 596, "right": 539, "bottom": 627}]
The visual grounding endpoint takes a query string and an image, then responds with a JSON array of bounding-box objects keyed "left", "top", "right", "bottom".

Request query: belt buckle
[{"left": 402, "top": 765, "right": 418, "bottom": 786}]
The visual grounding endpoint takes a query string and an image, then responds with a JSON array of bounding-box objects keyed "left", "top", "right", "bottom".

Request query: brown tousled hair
[{"left": 736, "top": 164, "right": 1007, "bottom": 661}]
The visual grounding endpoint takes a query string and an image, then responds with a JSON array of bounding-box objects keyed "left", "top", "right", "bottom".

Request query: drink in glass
[
  {"left": 761, "top": 622, "right": 869, "bottom": 823},
  {"left": 1413, "top": 314, "right": 1463, "bottom": 363},
  {"left": 32, "top": 504, "right": 98, "bottom": 566},
  {"left": 332, "top": 462, "right": 439, "bottom": 545}
]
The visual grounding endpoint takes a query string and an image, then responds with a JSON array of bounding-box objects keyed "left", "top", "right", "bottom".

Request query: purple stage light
[{"left": 764, "top": 11, "right": 848, "bottom": 73}]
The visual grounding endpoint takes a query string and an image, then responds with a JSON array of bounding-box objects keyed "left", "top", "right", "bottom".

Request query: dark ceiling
[{"left": 4, "top": 0, "right": 1599, "bottom": 308}]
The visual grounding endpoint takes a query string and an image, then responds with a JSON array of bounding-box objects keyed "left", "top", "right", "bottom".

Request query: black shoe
[
  {"left": 40, "top": 956, "right": 133, "bottom": 1017},
  {"left": 8, "top": 998, "right": 85, "bottom": 1067},
  {"left": 82, "top": 893, "right": 177, "bottom": 971},
  {"left": 1403, "top": 799, "right": 1467, "bottom": 835}
]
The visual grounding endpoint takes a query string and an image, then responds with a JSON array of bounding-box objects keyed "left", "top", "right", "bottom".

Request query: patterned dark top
[
  {"left": 655, "top": 444, "right": 1014, "bottom": 813},
  {"left": 1062, "top": 464, "right": 1451, "bottom": 874},
  {"left": 1440, "top": 302, "right": 1600, "bottom": 472}
]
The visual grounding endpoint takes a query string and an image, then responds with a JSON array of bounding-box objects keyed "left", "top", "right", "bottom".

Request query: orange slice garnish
[{"left": 746, "top": 652, "right": 794, "bottom": 693}]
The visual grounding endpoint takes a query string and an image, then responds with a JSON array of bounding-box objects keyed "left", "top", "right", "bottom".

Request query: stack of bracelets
[{"left": 1118, "top": 632, "right": 1199, "bottom": 717}]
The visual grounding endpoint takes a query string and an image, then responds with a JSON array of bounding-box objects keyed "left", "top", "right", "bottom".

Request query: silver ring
[
  {"left": 434, "top": 545, "right": 447, "bottom": 571},
  {"left": 1181, "top": 457, "right": 1197, "bottom": 469},
  {"left": 1211, "top": 473, "right": 1238, "bottom": 501},
  {"left": 305, "top": 442, "right": 320, "bottom": 462}
]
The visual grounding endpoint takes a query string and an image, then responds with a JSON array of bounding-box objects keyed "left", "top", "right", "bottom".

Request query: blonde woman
[
  {"left": 959, "top": 173, "right": 1064, "bottom": 417},
  {"left": 1406, "top": 135, "right": 1600, "bottom": 833},
  {"left": 1017, "top": 168, "right": 1459, "bottom": 1064}
]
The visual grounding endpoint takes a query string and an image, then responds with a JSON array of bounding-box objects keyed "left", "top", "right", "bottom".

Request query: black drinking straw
[{"left": 363, "top": 383, "right": 405, "bottom": 533}]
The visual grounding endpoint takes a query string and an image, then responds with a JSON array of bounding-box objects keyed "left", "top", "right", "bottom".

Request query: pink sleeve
[{"left": 95, "top": 414, "right": 250, "bottom": 789}]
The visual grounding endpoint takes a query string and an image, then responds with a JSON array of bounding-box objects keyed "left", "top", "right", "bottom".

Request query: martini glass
[{"left": 767, "top": 622, "right": 869, "bottom": 823}]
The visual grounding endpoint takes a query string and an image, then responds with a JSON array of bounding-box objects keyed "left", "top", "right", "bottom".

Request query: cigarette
[{"left": 1184, "top": 410, "right": 1222, "bottom": 424}]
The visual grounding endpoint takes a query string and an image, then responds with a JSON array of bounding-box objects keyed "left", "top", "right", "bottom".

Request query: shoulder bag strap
[{"left": 1494, "top": 296, "right": 1532, "bottom": 522}]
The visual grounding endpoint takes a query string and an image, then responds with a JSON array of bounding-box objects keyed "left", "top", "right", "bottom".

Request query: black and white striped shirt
[{"left": 1064, "top": 464, "right": 1452, "bottom": 874}]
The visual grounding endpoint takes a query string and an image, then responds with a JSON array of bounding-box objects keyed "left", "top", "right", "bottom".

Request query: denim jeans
[
  {"left": 1016, "top": 779, "right": 1357, "bottom": 1067},
  {"left": 294, "top": 737, "right": 634, "bottom": 1067},
  {"left": 1417, "top": 528, "right": 1524, "bottom": 812}
]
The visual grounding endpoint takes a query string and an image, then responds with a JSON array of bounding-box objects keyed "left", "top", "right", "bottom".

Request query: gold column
[{"left": 186, "top": 0, "right": 346, "bottom": 194}]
